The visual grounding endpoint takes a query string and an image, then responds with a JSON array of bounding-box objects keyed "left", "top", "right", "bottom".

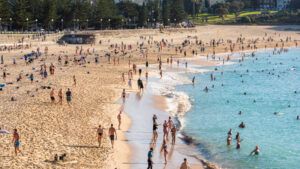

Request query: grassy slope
[{"left": 190, "top": 11, "right": 278, "bottom": 24}]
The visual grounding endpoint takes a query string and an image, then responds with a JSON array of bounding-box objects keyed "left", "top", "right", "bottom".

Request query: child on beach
[{"left": 147, "top": 147, "right": 153, "bottom": 169}]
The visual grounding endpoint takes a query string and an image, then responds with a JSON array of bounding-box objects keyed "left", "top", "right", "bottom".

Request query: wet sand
[{"left": 124, "top": 81, "right": 207, "bottom": 169}]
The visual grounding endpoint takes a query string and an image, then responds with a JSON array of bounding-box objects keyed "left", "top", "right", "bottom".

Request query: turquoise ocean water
[{"left": 176, "top": 48, "right": 300, "bottom": 169}]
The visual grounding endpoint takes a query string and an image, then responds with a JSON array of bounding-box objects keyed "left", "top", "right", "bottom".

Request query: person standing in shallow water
[
  {"left": 171, "top": 125, "right": 176, "bottom": 145},
  {"left": 117, "top": 111, "right": 122, "bottom": 130},
  {"left": 250, "top": 145, "right": 260, "bottom": 155},
  {"left": 121, "top": 89, "right": 126, "bottom": 103},
  {"left": 161, "top": 139, "right": 169, "bottom": 164}
]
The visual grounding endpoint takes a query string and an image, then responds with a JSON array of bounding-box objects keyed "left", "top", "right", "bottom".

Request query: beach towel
[{"left": 0, "top": 129, "right": 10, "bottom": 134}]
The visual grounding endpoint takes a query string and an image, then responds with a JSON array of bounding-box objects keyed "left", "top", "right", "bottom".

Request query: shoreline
[
  {"left": 124, "top": 46, "right": 297, "bottom": 169},
  {"left": 1, "top": 25, "right": 299, "bottom": 169}
]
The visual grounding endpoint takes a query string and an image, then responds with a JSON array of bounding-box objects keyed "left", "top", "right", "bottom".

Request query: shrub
[{"left": 239, "top": 16, "right": 251, "bottom": 23}]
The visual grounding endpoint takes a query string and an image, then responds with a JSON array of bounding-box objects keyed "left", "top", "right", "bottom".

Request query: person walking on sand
[
  {"left": 160, "top": 70, "right": 163, "bottom": 79},
  {"left": 29, "top": 73, "right": 34, "bottom": 83},
  {"left": 168, "top": 116, "right": 173, "bottom": 130},
  {"left": 108, "top": 124, "right": 117, "bottom": 148},
  {"left": 146, "top": 71, "right": 149, "bottom": 81},
  {"left": 1, "top": 55, "right": 3, "bottom": 64},
  {"left": 147, "top": 147, "right": 154, "bottom": 169},
  {"left": 73, "top": 75, "right": 76, "bottom": 86},
  {"left": 58, "top": 89, "right": 63, "bottom": 105},
  {"left": 163, "top": 120, "right": 168, "bottom": 140},
  {"left": 12, "top": 129, "right": 22, "bottom": 156},
  {"left": 66, "top": 88, "right": 72, "bottom": 105},
  {"left": 122, "top": 89, "right": 126, "bottom": 103},
  {"left": 171, "top": 125, "right": 176, "bottom": 145},
  {"left": 50, "top": 89, "right": 55, "bottom": 103},
  {"left": 117, "top": 112, "right": 122, "bottom": 130},
  {"left": 152, "top": 121, "right": 159, "bottom": 143},
  {"left": 97, "top": 125, "right": 104, "bottom": 147},
  {"left": 161, "top": 139, "right": 168, "bottom": 164}
]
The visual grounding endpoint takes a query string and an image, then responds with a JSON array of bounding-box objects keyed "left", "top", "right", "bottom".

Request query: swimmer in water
[
  {"left": 235, "top": 132, "right": 240, "bottom": 141},
  {"left": 297, "top": 115, "right": 299, "bottom": 120},
  {"left": 228, "top": 128, "right": 232, "bottom": 136},
  {"left": 239, "top": 122, "right": 245, "bottom": 128},
  {"left": 204, "top": 86, "right": 208, "bottom": 92},
  {"left": 227, "top": 135, "right": 232, "bottom": 146},
  {"left": 250, "top": 145, "right": 260, "bottom": 156},
  {"left": 238, "top": 111, "right": 242, "bottom": 115},
  {"left": 236, "top": 139, "right": 241, "bottom": 149}
]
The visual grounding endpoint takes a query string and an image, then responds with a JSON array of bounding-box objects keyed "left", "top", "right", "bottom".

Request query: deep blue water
[{"left": 177, "top": 48, "right": 300, "bottom": 169}]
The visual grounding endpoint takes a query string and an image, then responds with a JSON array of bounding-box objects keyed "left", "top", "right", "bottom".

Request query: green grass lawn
[{"left": 190, "top": 10, "right": 278, "bottom": 24}]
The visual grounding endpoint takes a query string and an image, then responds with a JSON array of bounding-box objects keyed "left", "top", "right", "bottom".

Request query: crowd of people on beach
[{"left": 0, "top": 29, "right": 299, "bottom": 169}]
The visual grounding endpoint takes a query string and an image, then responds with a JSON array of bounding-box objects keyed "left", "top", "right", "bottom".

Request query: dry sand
[{"left": 0, "top": 25, "right": 299, "bottom": 169}]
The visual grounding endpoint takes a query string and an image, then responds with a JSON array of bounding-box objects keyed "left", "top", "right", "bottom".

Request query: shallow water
[{"left": 176, "top": 48, "right": 300, "bottom": 169}]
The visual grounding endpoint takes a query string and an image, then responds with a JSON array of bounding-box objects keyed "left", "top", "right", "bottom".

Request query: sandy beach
[{"left": 0, "top": 25, "right": 299, "bottom": 169}]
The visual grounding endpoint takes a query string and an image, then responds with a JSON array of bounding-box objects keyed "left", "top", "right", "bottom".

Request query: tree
[
  {"left": 0, "top": 0, "right": 12, "bottom": 21},
  {"left": 42, "top": 0, "right": 57, "bottom": 30},
  {"left": 170, "top": 0, "right": 186, "bottom": 23},
  {"left": 290, "top": 0, "right": 300, "bottom": 10},
  {"left": 13, "top": 0, "right": 32, "bottom": 30},
  {"left": 56, "top": 0, "right": 73, "bottom": 29},
  {"left": 229, "top": 1, "right": 245, "bottom": 21},
  {"left": 162, "top": 0, "right": 170, "bottom": 25},
  {"left": 96, "top": 0, "right": 117, "bottom": 20},
  {"left": 138, "top": 3, "right": 148, "bottom": 27},
  {"left": 215, "top": 7, "right": 228, "bottom": 21}
]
